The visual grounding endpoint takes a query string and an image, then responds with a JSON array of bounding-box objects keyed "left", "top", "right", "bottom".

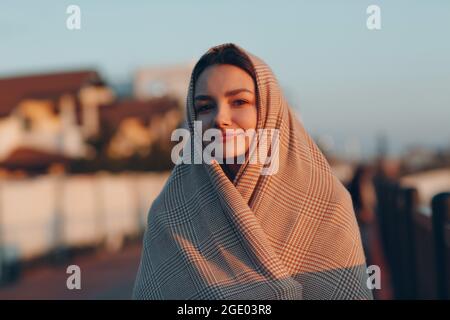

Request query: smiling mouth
[{"left": 221, "top": 131, "right": 244, "bottom": 141}]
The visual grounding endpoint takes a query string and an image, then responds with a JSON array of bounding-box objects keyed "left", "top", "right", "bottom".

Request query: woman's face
[{"left": 194, "top": 64, "right": 257, "bottom": 160}]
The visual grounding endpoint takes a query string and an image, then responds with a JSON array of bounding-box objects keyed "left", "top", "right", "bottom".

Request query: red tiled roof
[
  {"left": 0, "top": 147, "right": 69, "bottom": 171},
  {"left": 0, "top": 70, "right": 101, "bottom": 117},
  {"left": 99, "top": 97, "right": 180, "bottom": 133}
]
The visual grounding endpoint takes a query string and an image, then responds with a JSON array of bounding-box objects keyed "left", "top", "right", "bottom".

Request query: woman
[{"left": 132, "top": 43, "right": 372, "bottom": 300}]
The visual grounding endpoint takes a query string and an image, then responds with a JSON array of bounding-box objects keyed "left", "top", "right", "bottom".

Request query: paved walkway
[
  {"left": 0, "top": 237, "right": 393, "bottom": 300},
  {"left": 0, "top": 243, "right": 142, "bottom": 300}
]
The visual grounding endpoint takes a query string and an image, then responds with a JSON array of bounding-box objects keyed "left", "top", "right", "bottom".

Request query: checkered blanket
[{"left": 132, "top": 43, "right": 372, "bottom": 300}]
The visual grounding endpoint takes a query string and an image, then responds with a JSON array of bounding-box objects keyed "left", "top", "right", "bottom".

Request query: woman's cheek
[{"left": 235, "top": 107, "right": 257, "bottom": 129}]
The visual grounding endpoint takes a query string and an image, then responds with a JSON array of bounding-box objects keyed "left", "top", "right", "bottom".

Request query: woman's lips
[{"left": 221, "top": 131, "right": 244, "bottom": 141}]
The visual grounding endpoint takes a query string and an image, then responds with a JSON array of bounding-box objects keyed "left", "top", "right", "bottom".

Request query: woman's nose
[{"left": 214, "top": 103, "right": 232, "bottom": 128}]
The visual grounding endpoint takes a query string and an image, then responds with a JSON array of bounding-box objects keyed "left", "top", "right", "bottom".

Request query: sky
[{"left": 1, "top": 0, "right": 449, "bottom": 158}]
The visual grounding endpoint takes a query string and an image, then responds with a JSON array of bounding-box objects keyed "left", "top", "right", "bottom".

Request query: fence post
[
  {"left": 49, "top": 164, "right": 70, "bottom": 264},
  {"left": 386, "top": 181, "right": 403, "bottom": 298},
  {"left": 397, "top": 187, "right": 418, "bottom": 299},
  {"left": 431, "top": 192, "right": 450, "bottom": 300},
  {"left": 0, "top": 175, "right": 20, "bottom": 285},
  {"left": 0, "top": 178, "right": 4, "bottom": 283}
]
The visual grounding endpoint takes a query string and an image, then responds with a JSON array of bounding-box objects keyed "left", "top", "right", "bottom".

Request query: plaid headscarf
[{"left": 132, "top": 43, "right": 372, "bottom": 300}]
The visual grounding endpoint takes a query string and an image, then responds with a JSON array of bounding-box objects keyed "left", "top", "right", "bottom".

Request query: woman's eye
[
  {"left": 232, "top": 99, "right": 248, "bottom": 107},
  {"left": 196, "top": 105, "right": 213, "bottom": 113}
]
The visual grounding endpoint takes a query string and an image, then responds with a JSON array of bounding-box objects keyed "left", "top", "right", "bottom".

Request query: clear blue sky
[{"left": 1, "top": 0, "right": 449, "bottom": 157}]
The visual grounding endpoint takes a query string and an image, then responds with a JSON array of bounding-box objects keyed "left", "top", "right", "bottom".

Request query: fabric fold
[{"left": 132, "top": 43, "right": 372, "bottom": 300}]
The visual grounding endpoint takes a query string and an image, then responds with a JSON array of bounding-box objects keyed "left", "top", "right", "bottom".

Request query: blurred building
[
  {"left": 134, "top": 61, "right": 195, "bottom": 104},
  {"left": 0, "top": 70, "right": 115, "bottom": 167},
  {"left": 99, "top": 97, "right": 182, "bottom": 159},
  {"left": 0, "top": 69, "right": 184, "bottom": 174},
  {"left": 401, "top": 146, "right": 447, "bottom": 173}
]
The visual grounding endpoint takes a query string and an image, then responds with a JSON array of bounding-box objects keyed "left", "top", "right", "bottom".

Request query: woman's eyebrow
[
  {"left": 194, "top": 88, "right": 254, "bottom": 101},
  {"left": 225, "top": 88, "right": 254, "bottom": 97}
]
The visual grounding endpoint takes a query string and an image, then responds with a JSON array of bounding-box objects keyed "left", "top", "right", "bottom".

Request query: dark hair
[{"left": 192, "top": 44, "right": 257, "bottom": 87}]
